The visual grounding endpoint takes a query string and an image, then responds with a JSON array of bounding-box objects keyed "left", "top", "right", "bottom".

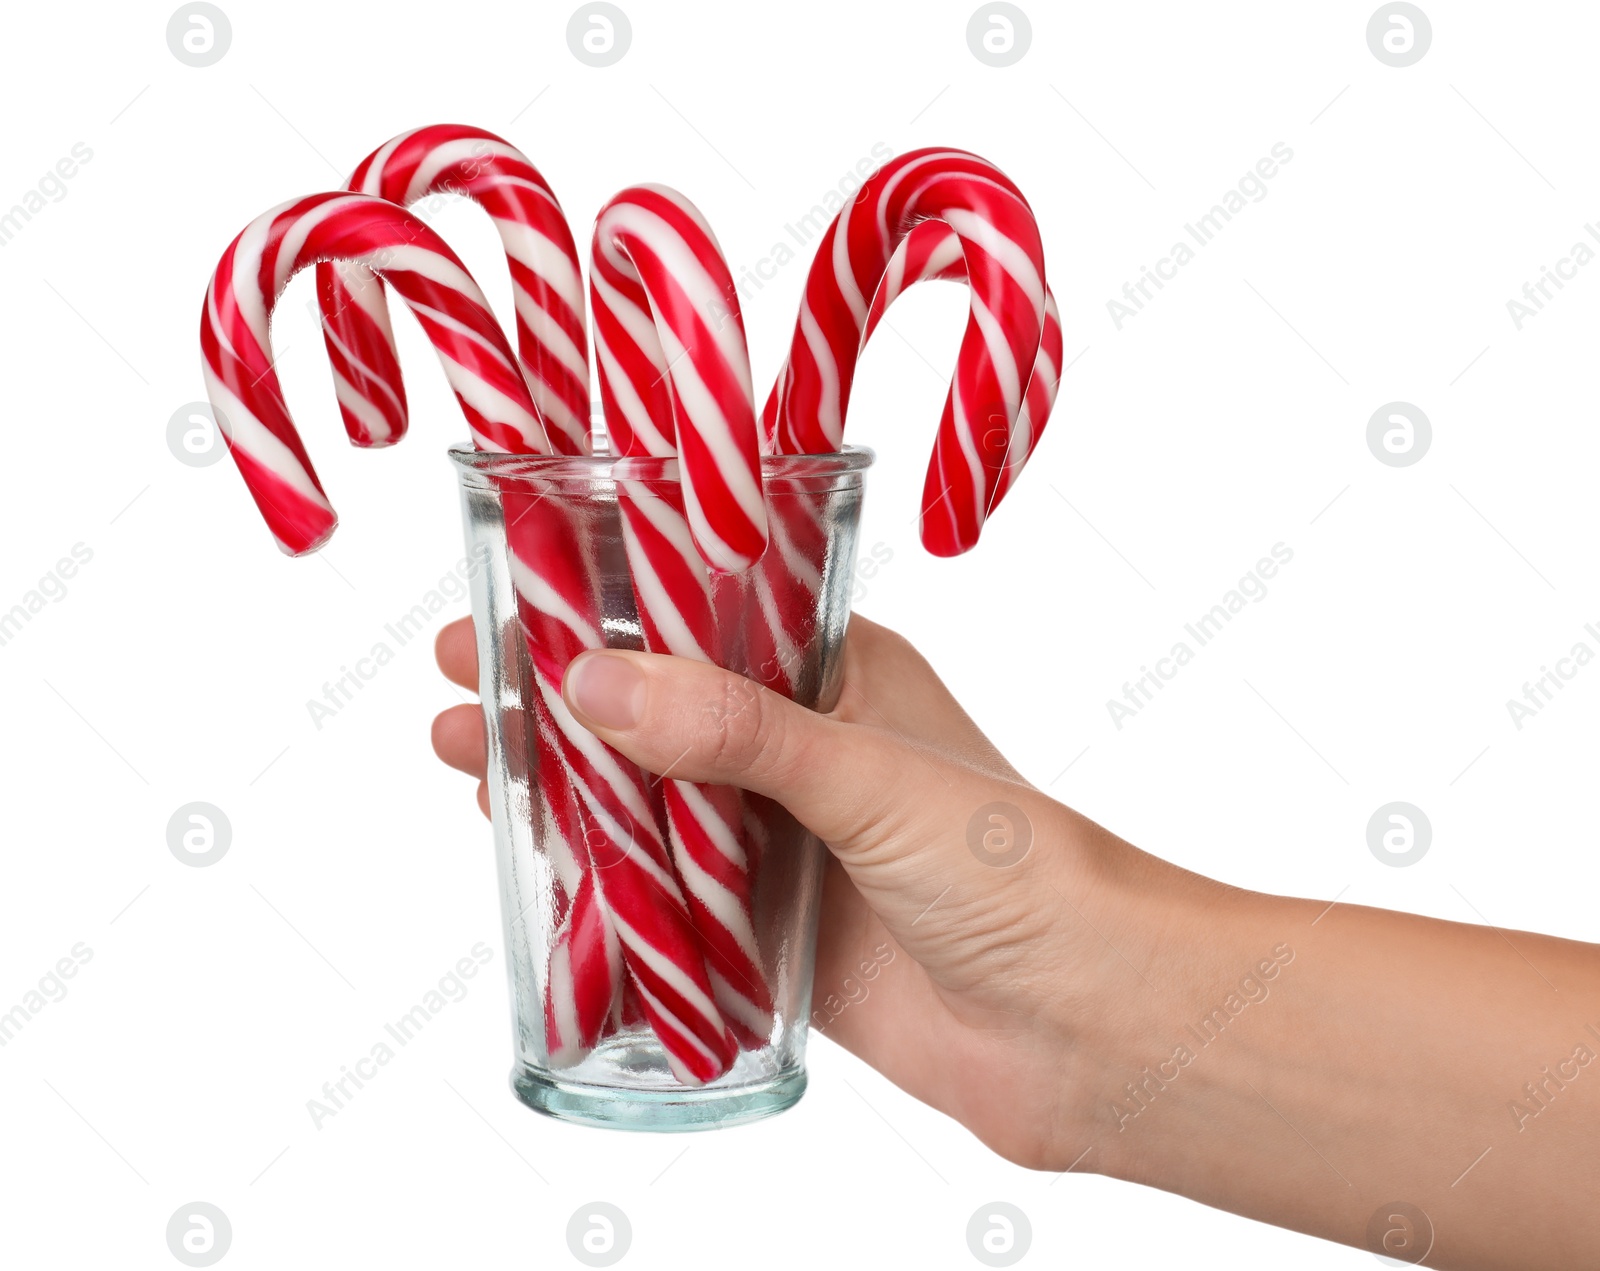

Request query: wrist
[{"left": 1033, "top": 809, "right": 1281, "bottom": 1177}]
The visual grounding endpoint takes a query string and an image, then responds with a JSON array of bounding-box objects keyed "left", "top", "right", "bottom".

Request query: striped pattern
[
  {"left": 200, "top": 192, "right": 547, "bottom": 556},
  {"left": 201, "top": 188, "right": 735, "bottom": 1083},
  {"left": 317, "top": 125, "right": 592, "bottom": 455},
  {"left": 323, "top": 128, "right": 626, "bottom": 1065},
  {"left": 535, "top": 686, "right": 627, "bottom": 1068},
  {"left": 311, "top": 132, "right": 686, "bottom": 1072},
  {"left": 544, "top": 872, "right": 622, "bottom": 1067},
  {"left": 866, "top": 220, "right": 1064, "bottom": 509},
  {"left": 748, "top": 213, "right": 1063, "bottom": 697},
  {"left": 506, "top": 503, "right": 739, "bottom": 1082},
  {"left": 202, "top": 146, "right": 1060, "bottom": 1087},
  {"left": 591, "top": 184, "right": 767, "bottom": 573},
  {"left": 761, "top": 148, "right": 1049, "bottom": 556},
  {"left": 590, "top": 185, "right": 775, "bottom": 1045}
]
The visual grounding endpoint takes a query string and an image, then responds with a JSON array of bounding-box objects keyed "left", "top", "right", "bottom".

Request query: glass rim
[{"left": 449, "top": 443, "right": 875, "bottom": 484}]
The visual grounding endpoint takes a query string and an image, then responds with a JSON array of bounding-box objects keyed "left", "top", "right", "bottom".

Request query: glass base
[{"left": 511, "top": 1059, "right": 807, "bottom": 1132}]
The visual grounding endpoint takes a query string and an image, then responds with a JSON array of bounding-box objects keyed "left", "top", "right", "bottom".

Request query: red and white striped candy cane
[
  {"left": 544, "top": 872, "right": 622, "bottom": 1065},
  {"left": 864, "top": 220, "right": 1064, "bottom": 507},
  {"left": 316, "top": 124, "right": 591, "bottom": 454},
  {"left": 532, "top": 645, "right": 627, "bottom": 1068},
  {"left": 317, "top": 134, "right": 742, "bottom": 1076},
  {"left": 201, "top": 192, "right": 547, "bottom": 555},
  {"left": 748, "top": 208, "right": 1063, "bottom": 698},
  {"left": 314, "top": 125, "right": 631, "bottom": 1064},
  {"left": 762, "top": 148, "right": 1048, "bottom": 557},
  {"left": 590, "top": 184, "right": 775, "bottom": 1046},
  {"left": 202, "top": 192, "right": 736, "bottom": 1084},
  {"left": 591, "top": 184, "right": 767, "bottom": 574},
  {"left": 509, "top": 505, "right": 737, "bottom": 1081}
]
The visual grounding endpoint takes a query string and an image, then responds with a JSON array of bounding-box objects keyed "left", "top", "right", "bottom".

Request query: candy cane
[
  {"left": 509, "top": 519, "right": 737, "bottom": 1081},
  {"left": 201, "top": 192, "right": 547, "bottom": 555},
  {"left": 762, "top": 147, "right": 1048, "bottom": 556},
  {"left": 316, "top": 124, "right": 591, "bottom": 455},
  {"left": 320, "top": 134, "right": 747, "bottom": 1074},
  {"left": 315, "top": 126, "right": 633, "bottom": 1063},
  {"left": 749, "top": 209, "right": 1063, "bottom": 697},
  {"left": 591, "top": 185, "right": 775, "bottom": 1045},
  {"left": 202, "top": 192, "right": 735, "bottom": 1084},
  {"left": 591, "top": 184, "right": 767, "bottom": 574},
  {"left": 865, "top": 220, "right": 1064, "bottom": 506}
]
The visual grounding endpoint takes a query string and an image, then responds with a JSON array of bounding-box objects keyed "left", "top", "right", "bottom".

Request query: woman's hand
[
  {"left": 432, "top": 612, "right": 1171, "bottom": 1169},
  {"left": 434, "top": 614, "right": 1600, "bottom": 1270}
]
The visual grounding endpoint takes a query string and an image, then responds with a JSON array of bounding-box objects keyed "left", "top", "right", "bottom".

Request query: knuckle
[
  {"left": 855, "top": 619, "right": 922, "bottom": 668},
  {"left": 881, "top": 628, "right": 928, "bottom": 669}
]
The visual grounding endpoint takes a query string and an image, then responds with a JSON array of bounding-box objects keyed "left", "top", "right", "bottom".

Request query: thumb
[
  {"left": 560, "top": 649, "right": 1062, "bottom": 990},
  {"left": 561, "top": 649, "right": 896, "bottom": 849}
]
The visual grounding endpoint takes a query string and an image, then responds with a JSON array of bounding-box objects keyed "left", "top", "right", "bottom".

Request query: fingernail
[{"left": 566, "top": 653, "right": 646, "bottom": 730}]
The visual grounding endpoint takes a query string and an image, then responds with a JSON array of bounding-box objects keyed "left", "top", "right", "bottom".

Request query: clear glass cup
[{"left": 452, "top": 446, "right": 873, "bottom": 1131}]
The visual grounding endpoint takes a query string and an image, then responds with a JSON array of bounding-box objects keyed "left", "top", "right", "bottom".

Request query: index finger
[{"left": 435, "top": 617, "right": 479, "bottom": 692}]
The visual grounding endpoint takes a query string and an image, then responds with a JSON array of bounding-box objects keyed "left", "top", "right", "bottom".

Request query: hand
[
  {"left": 434, "top": 614, "right": 1600, "bottom": 1270},
  {"left": 431, "top": 612, "right": 1155, "bottom": 1168}
]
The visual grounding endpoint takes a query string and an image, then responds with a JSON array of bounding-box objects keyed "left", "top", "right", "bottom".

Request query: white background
[{"left": 1, "top": 0, "right": 1594, "bottom": 1266}]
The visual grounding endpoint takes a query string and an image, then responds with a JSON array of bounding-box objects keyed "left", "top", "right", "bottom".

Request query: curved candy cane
[
  {"left": 201, "top": 192, "right": 546, "bottom": 555},
  {"left": 762, "top": 147, "right": 1048, "bottom": 557},
  {"left": 749, "top": 213, "right": 1063, "bottom": 697},
  {"left": 591, "top": 183, "right": 766, "bottom": 574},
  {"left": 591, "top": 185, "right": 775, "bottom": 1045},
  {"left": 316, "top": 124, "right": 590, "bottom": 454},
  {"left": 865, "top": 221, "right": 1063, "bottom": 506},
  {"left": 201, "top": 191, "right": 734, "bottom": 1084},
  {"left": 314, "top": 125, "right": 634, "bottom": 1063}
]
